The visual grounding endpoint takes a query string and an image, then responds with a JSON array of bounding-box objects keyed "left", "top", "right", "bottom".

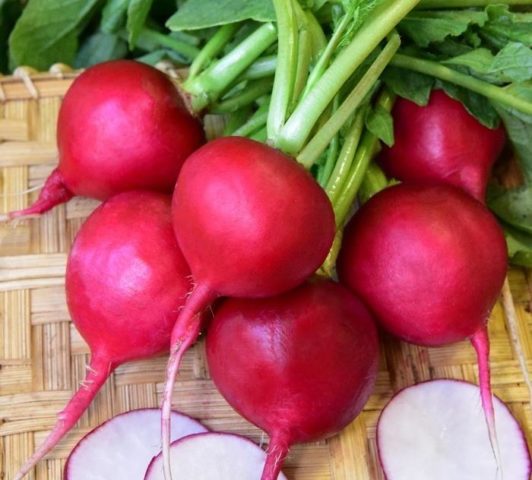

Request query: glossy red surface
[
  {"left": 172, "top": 136, "right": 335, "bottom": 298},
  {"left": 379, "top": 90, "right": 506, "bottom": 202},
  {"left": 66, "top": 191, "right": 191, "bottom": 363},
  {"left": 58, "top": 60, "right": 204, "bottom": 200},
  {"left": 338, "top": 184, "right": 507, "bottom": 345},
  {"left": 206, "top": 279, "right": 379, "bottom": 446}
]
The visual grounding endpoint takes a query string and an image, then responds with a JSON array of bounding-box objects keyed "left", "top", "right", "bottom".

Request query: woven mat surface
[{"left": 0, "top": 67, "right": 531, "bottom": 480}]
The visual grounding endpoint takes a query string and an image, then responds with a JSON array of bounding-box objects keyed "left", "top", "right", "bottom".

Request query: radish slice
[
  {"left": 145, "top": 432, "right": 288, "bottom": 480},
  {"left": 65, "top": 408, "right": 207, "bottom": 479},
  {"left": 377, "top": 380, "right": 531, "bottom": 480}
]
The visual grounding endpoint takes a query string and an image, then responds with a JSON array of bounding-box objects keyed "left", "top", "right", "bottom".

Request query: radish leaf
[
  {"left": 101, "top": 0, "right": 129, "bottom": 34},
  {"left": 366, "top": 104, "right": 394, "bottom": 147},
  {"left": 398, "top": 10, "right": 488, "bottom": 47},
  {"left": 8, "top": 0, "right": 100, "bottom": 70},
  {"left": 382, "top": 67, "right": 434, "bottom": 106},
  {"left": 74, "top": 31, "right": 128, "bottom": 68},
  {"left": 127, "top": 0, "right": 154, "bottom": 48},
  {"left": 489, "top": 83, "right": 532, "bottom": 235},
  {"left": 167, "top": 0, "right": 275, "bottom": 31},
  {"left": 443, "top": 43, "right": 532, "bottom": 84},
  {"left": 439, "top": 80, "right": 499, "bottom": 128}
]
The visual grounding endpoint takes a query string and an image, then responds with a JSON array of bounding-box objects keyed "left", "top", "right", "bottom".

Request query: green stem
[
  {"left": 317, "top": 96, "right": 341, "bottom": 187},
  {"left": 241, "top": 56, "right": 277, "bottom": 80},
  {"left": 184, "top": 23, "right": 277, "bottom": 112},
  {"left": 302, "top": 12, "right": 352, "bottom": 100},
  {"left": 233, "top": 102, "right": 270, "bottom": 137},
  {"left": 325, "top": 109, "right": 366, "bottom": 204},
  {"left": 358, "top": 162, "right": 390, "bottom": 205},
  {"left": 391, "top": 54, "right": 532, "bottom": 115},
  {"left": 290, "top": 11, "right": 313, "bottom": 112},
  {"left": 334, "top": 90, "right": 395, "bottom": 228},
  {"left": 138, "top": 28, "right": 200, "bottom": 60},
  {"left": 212, "top": 78, "right": 274, "bottom": 114},
  {"left": 305, "top": 10, "right": 327, "bottom": 62},
  {"left": 418, "top": 0, "right": 532, "bottom": 7},
  {"left": 319, "top": 230, "right": 344, "bottom": 278},
  {"left": 275, "top": 0, "right": 420, "bottom": 154},
  {"left": 250, "top": 126, "right": 268, "bottom": 142},
  {"left": 296, "top": 32, "right": 401, "bottom": 168},
  {"left": 319, "top": 131, "right": 379, "bottom": 277},
  {"left": 267, "top": 0, "right": 300, "bottom": 140},
  {"left": 188, "top": 24, "right": 239, "bottom": 80},
  {"left": 318, "top": 134, "right": 340, "bottom": 187},
  {"left": 223, "top": 107, "right": 253, "bottom": 136}
]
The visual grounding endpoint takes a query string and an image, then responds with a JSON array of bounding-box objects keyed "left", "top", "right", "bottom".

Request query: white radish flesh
[
  {"left": 65, "top": 409, "right": 207, "bottom": 479},
  {"left": 377, "top": 380, "right": 531, "bottom": 480},
  {"left": 145, "top": 432, "right": 288, "bottom": 480}
]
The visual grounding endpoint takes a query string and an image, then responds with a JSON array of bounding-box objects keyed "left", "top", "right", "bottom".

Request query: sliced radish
[
  {"left": 65, "top": 408, "right": 207, "bottom": 479},
  {"left": 145, "top": 432, "right": 288, "bottom": 480},
  {"left": 377, "top": 380, "right": 531, "bottom": 480}
]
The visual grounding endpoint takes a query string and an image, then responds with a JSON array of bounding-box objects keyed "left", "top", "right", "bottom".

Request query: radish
[
  {"left": 161, "top": 136, "right": 335, "bottom": 478},
  {"left": 337, "top": 184, "right": 508, "bottom": 474},
  {"left": 145, "top": 433, "right": 289, "bottom": 480},
  {"left": 377, "top": 380, "right": 531, "bottom": 480},
  {"left": 379, "top": 90, "right": 506, "bottom": 202},
  {"left": 5, "top": 60, "right": 204, "bottom": 220},
  {"left": 65, "top": 409, "right": 207, "bottom": 480},
  {"left": 205, "top": 278, "right": 379, "bottom": 480},
  {"left": 14, "top": 191, "right": 192, "bottom": 480}
]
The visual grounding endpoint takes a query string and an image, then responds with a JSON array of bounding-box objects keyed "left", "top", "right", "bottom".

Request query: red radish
[
  {"left": 15, "top": 191, "right": 192, "bottom": 480},
  {"left": 65, "top": 408, "right": 207, "bottom": 480},
  {"left": 145, "top": 433, "right": 289, "bottom": 480},
  {"left": 377, "top": 380, "right": 531, "bottom": 480},
  {"left": 5, "top": 60, "right": 204, "bottom": 220},
  {"left": 205, "top": 278, "right": 379, "bottom": 480},
  {"left": 161, "top": 137, "right": 335, "bottom": 478},
  {"left": 337, "top": 184, "right": 508, "bottom": 473},
  {"left": 379, "top": 90, "right": 506, "bottom": 202}
]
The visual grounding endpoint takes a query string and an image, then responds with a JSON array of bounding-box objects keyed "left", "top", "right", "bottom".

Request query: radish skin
[
  {"left": 379, "top": 90, "right": 506, "bottom": 202},
  {"left": 14, "top": 192, "right": 192, "bottom": 480},
  {"left": 6, "top": 61, "right": 204, "bottom": 220},
  {"left": 161, "top": 137, "right": 335, "bottom": 479},
  {"left": 338, "top": 184, "right": 508, "bottom": 476},
  {"left": 206, "top": 279, "right": 379, "bottom": 480}
]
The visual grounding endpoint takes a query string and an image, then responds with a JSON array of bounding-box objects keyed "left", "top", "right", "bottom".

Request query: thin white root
[
  {"left": 0, "top": 183, "right": 44, "bottom": 197},
  {"left": 501, "top": 276, "right": 532, "bottom": 406},
  {"left": 0, "top": 213, "right": 42, "bottom": 225}
]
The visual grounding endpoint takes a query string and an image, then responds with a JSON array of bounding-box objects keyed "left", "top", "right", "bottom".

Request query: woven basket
[{"left": 0, "top": 65, "right": 530, "bottom": 480}]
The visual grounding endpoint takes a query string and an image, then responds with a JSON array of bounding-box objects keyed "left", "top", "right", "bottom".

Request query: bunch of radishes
[{"left": 6, "top": 55, "right": 530, "bottom": 480}]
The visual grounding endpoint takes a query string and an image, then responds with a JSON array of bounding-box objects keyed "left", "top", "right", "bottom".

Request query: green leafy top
[
  {"left": 167, "top": 0, "right": 275, "bottom": 31},
  {"left": 398, "top": 9, "right": 488, "bottom": 47},
  {"left": 9, "top": 0, "right": 100, "bottom": 70}
]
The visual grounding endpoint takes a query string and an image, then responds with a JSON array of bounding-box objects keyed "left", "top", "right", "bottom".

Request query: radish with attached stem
[
  {"left": 65, "top": 409, "right": 207, "bottom": 480},
  {"left": 379, "top": 89, "right": 506, "bottom": 202},
  {"left": 4, "top": 61, "right": 205, "bottom": 221},
  {"left": 14, "top": 192, "right": 193, "bottom": 480},
  {"left": 145, "top": 433, "right": 289, "bottom": 480},
  {"left": 2, "top": 23, "right": 280, "bottom": 221},
  {"left": 205, "top": 279, "right": 379, "bottom": 480},
  {"left": 160, "top": 2, "right": 419, "bottom": 475},
  {"left": 377, "top": 380, "right": 531, "bottom": 480},
  {"left": 161, "top": 136, "right": 335, "bottom": 479},
  {"left": 337, "top": 184, "right": 508, "bottom": 477}
]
